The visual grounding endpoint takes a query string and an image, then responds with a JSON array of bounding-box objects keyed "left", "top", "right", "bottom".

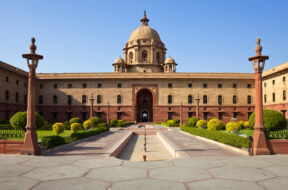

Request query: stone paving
[{"left": 0, "top": 125, "right": 288, "bottom": 190}]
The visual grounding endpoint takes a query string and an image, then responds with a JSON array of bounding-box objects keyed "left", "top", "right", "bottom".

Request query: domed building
[{"left": 0, "top": 12, "right": 287, "bottom": 124}]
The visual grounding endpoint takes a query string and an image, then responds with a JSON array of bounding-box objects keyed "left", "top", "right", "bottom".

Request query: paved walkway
[{"left": 0, "top": 125, "right": 288, "bottom": 190}]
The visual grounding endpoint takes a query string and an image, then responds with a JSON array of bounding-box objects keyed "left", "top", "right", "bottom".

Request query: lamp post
[
  {"left": 21, "top": 38, "right": 43, "bottom": 155},
  {"left": 248, "top": 38, "right": 270, "bottom": 155},
  {"left": 89, "top": 93, "right": 95, "bottom": 118},
  {"left": 180, "top": 101, "right": 183, "bottom": 126},
  {"left": 107, "top": 101, "right": 110, "bottom": 125},
  {"left": 195, "top": 94, "right": 200, "bottom": 118}
]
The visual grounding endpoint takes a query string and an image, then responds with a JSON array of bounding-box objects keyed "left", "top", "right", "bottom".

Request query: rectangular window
[
  {"left": 233, "top": 112, "right": 238, "bottom": 119},
  {"left": 53, "top": 112, "right": 57, "bottom": 121},
  {"left": 83, "top": 83, "right": 87, "bottom": 88},
  {"left": 117, "top": 112, "right": 122, "bottom": 120},
  {"left": 188, "top": 112, "right": 193, "bottom": 118},
  {"left": 16, "top": 80, "right": 19, "bottom": 86},
  {"left": 68, "top": 84, "right": 72, "bottom": 88},
  {"left": 67, "top": 112, "right": 72, "bottom": 120},
  {"left": 204, "top": 112, "right": 208, "bottom": 120},
  {"left": 283, "top": 77, "right": 286, "bottom": 82},
  {"left": 168, "top": 112, "right": 173, "bottom": 120},
  {"left": 98, "top": 83, "right": 102, "bottom": 88},
  {"left": 82, "top": 112, "right": 87, "bottom": 121},
  {"left": 188, "top": 83, "right": 192, "bottom": 88},
  {"left": 264, "top": 82, "right": 266, "bottom": 87},
  {"left": 118, "top": 83, "right": 122, "bottom": 88},
  {"left": 5, "top": 111, "right": 9, "bottom": 120},
  {"left": 24, "top": 82, "right": 27, "bottom": 87},
  {"left": 218, "top": 83, "right": 222, "bottom": 88},
  {"left": 203, "top": 83, "right": 207, "bottom": 88},
  {"left": 54, "top": 83, "right": 58, "bottom": 88},
  {"left": 233, "top": 83, "right": 237, "bottom": 88},
  {"left": 168, "top": 83, "right": 172, "bottom": 88},
  {"left": 6, "top": 76, "right": 9, "bottom": 82},
  {"left": 247, "top": 84, "right": 251, "bottom": 88},
  {"left": 39, "top": 84, "right": 43, "bottom": 89},
  {"left": 272, "top": 80, "right": 275, "bottom": 85},
  {"left": 218, "top": 112, "right": 223, "bottom": 120},
  {"left": 96, "top": 112, "right": 102, "bottom": 118}
]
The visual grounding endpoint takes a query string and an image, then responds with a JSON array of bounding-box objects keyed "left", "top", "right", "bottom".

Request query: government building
[{"left": 0, "top": 12, "right": 287, "bottom": 123}]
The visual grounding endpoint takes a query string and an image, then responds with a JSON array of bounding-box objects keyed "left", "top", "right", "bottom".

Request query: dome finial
[
  {"left": 255, "top": 37, "right": 262, "bottom": 56},
  {"left": 140, "top": 10, "right": 149, "bottom": 26},
  {"left": 29, "top": 37, "right": 37, "bottom": 54}
]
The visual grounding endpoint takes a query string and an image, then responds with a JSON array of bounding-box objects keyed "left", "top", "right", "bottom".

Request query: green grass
[
  {"left": 0, "top": 130, "right": 72, "bottom": 140},
  {"left": 239, "top": 130, "right": 254, "bottom": 137}
]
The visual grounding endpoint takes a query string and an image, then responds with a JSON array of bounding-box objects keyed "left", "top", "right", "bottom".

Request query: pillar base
[
  {"left": 21, "top": 131, "right": 41, "bottom": 155},
  {"left": 253, "top": 127, "right": 271, "bottom": 156},
  {"left": 253, "top": 147, "right": 271, "bottom": 155}
]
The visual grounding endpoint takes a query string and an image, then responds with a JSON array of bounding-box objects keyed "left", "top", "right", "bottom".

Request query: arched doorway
[{"left": 136, "top": 89, "right": 153, "bottom": 122}]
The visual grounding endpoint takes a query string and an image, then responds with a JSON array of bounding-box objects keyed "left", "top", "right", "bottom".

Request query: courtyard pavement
[{"left": 0, "top": 125, "right": 288, "bottom": 190}]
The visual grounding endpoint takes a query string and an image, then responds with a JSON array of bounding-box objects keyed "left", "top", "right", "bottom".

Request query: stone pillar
[
  {"left": 107, "top": 102, "right": 110, "bottom": 125},
  {"left": 195, "top": 94, "right": 200, "bottom": 118},
  {"left": 89, "top": 94, "right": 95, "bottom": 118},
  {"left": 180, "top": 102, "right": 183, "bottom": 126}
]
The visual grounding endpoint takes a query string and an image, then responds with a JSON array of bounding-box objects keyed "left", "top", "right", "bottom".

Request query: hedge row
[
  {"left": 41, "top": 126, "right": 109, "bottom": 149},
  {"left": 181, "top": 125, "right": 250, "bottom": 148},
  {"left": 161, "top": 122, "right": 179, "bottom": 127}
]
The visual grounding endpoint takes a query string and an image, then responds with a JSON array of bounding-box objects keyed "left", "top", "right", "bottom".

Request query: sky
[{"left": 0, "top": 0, "right": 287, "bottom": 74}]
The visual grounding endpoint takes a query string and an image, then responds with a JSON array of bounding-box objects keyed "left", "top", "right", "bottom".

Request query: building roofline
[
  {"left": 0, "top": 61, "right": 28, "bottom": 77},
  {"left": 263, "top": 62, "right": 288, "bottom": 77}
]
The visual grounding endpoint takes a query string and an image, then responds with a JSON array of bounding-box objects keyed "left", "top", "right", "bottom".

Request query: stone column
[
  {"left": 195, "top": 94, "right": 200, "bottom": 118},
  {"left": 107, "top": 102, "right": 110, "bottom": 125},
  {"left": 89, "top": 94, "right": 95, "bottom": 118},
  {"left": 180, "top": 101, "right": 183, "bottom": 126}
]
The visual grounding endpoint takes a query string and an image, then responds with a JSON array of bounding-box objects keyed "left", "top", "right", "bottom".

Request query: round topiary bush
[
  {"left": 10, "top": 111, "right": 45, "bottom": 130},
  {"left": 110, "top": 119, "right": 118, "bottom": 124},
  {"left": 249, "top": 109, "right": 287, "bottom": 131},
  {"left": 69, "top": 117, "right": 81, "bottom": 124},
  {"left": 244, "top": 121, "right": 250, "bottom": 129},
  {"left": 196, "top": 120, "right": 207, "bottom": 129},
  {"left": 83, "top": 120, "right": 93, "bottom": 129},
  {"left": 187, "top": 117, "right": 200, "bottom": 127},
  {"left": 89, "top": 117, "right": 102, "bottom": 125},
  {"left": 71, "top": 123, "right": 81, "bottom": 133},
  {"left": 226, "top": 121, "right": 241, "bottom": 134},
  {"left": 52, "top": 122, "right": 65, "bottom": 136},
  {"left": 238, "top": 121, "right": 245, "bottom": 129},
  {"left": 207, "top": 119, "right": 223, "bottom": 131},
  {"left": 167, "top": 120, "right": 175, "bottom": 125}
]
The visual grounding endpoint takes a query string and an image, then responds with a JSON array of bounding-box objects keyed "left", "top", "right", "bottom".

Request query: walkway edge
[
  {"left": 180, "top": 130, "right": 249, "bottom": 156},
  {"left": 107, "top": 131, "right": 133, "bottom": 157}
]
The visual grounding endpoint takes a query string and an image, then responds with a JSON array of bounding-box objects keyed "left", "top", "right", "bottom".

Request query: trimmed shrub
[
  {"left": 69, "top": 117, "right": 81, "bottom": 124},
  {"left": 181, "top": 125, "right": 250, "bottom": 148},
  {"left": 71, "top": 123, "right": 81, "bottom": 133},
  {"left": 244, "top": 121, "right": 250, "bottom": 129},
  {"left": 98, "top": 123, "right": 108, "bottom": 128},
  {"left": 110, "top": 119, "right": 118, "bottom": 124},
  {"left": 71, "top": 126, "right": 109, "bottom": 140},
  {"left": 207, "top": 119, "right": 223, "bottom": 131},
  {"left": 118, "top": 119, "right": 125, "bottom": 124},
  {"left": 239, "top": 121, "right": 245, "bottom": 129},
  {"left": 173, "top": 119, "right": 180, "bottom": 124},
  {"left": 154, "top": 122, "right": 161, "bottom": 125},
  {"left": 187, "top": 117, "right": 200, "bottom": 127},
  {"left": 52, "top": 122, "right": 65, "bottom": 136},
  {"left": 196, "top": 120, "right": 207, "bottom": 129},
  {"left": 41, "top": 136, "right": 66, "bottom": 149},
  {"left": 83, "top": 120, "right": 93, "bottom": 129},
  {"left": 249, "top": 109, "right": 287, "bottom": 131},
  {"left": 89, "top": 117, "right": 101, "bottom": 126},
  {"left": 167, "top": 120, "right": 175, "bottom": 125},
  {"left": 10, "top": 111, "right": 45, "bottom": 130},
  {"left": 226, "top": 121, "right": 241, "bottom": 134}
]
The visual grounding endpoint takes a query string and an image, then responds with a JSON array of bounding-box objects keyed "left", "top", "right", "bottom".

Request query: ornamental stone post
[
  {"left": 89, "top": 93, "right": 95, "bottom": 118},
  {"left": 195, "top": 94, "right": 200, "bottom": 118}
]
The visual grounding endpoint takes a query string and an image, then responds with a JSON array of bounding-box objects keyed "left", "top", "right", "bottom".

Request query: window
[
  {"left": 68, "top": 95, "right": 72, "bottom": 105},
  {"left": 39, "top": 95, "right": 43, "bottom": 104},
  {"left": 5, "top": 90, "right": 9, "bottom": 101},
  {"left": 118, "top": 83, "right": 122, "bottom": 88},
  {"left": 264, "top": 94, "right": 267, "bottom": 103},
  {"left": 129, "top": 52, "right": 133, "bottom": 63},
  {"left": 54, "top": 83, "right": 58, "bottom": 88},
  {"left": 97, "top": 95, "right": 101, "bottom": 104},
  {"left": 233, "top": 95, "right": 237, "bottom": 104},
  {"left": 188, "top": 83, "right": 192, "bottom": 88},
  {"left": 168, "top": 83, "right": 172, "bottom": 88},
  {"left": 53, "top": 95, "right": 58, "bottom": 104},
  {"left": 156, "top": 52, "right": 161, "bottom": 63},
  {"left": 218, "top": 95, "right": 222, "bottom": 105},
  {"left": 68, "top": 84, "right": 72, "bottom": 88},
  {"left": 5, "top": 111, "right": 9, "bottom": 120},
  {"left": 283, "top": 76, "right": 286, "bottom": 82},
  {"left": 203, "top": 83, "right": 207, "bottom": 88},
  {"left": 67, "top": 112, "right": 72, "bottom": 120},
  {"left": 247, "top": 84, "right": 251, "bottom": 88},
  {"left": 83, "top": 83, "right": 87, "bottom": 88},
  {"left": 233, "top": 83, "right": 237, "bottom": 88},
  {"left": 218, "top": 112, "right": 223, "bottom": 120},
  {"left": 82, "top": 95, "right": 87, "bottom": 104},
  {"left": 142, "top": 50, "right": 147, "bottom": 62},
  {"left": 39, "top": 84, "right": 43, "bottom": 89},
  {"left": 204, "top": 112, "right": 208, "bottom": 120},
  {"left": 117, "top": 95, "right": 122, "bottom": 104},
  {"left": 264, "top": 82, "right": 266, "bottom": 87},
  {"left": 24, "top": 82, "right": 27, "bottom": 87},
  {"left": 16, "top": 92, "right": 19, "bottom": 103},
  {"left": 218, "top": 83, "right": 222, "bottom": 88},
  {"left": 117, "top": 112, "right": 122, "bottom": 120},
  {"left": 272, "top": 80, "right": 275, "bottom": 85},
  {"left": 188, "top": 112, "right": 193, "bottom": 118},
  {"left": 98, "top": 83, "right": 102, "bottom": 88},
  {"left": 168, "top": 95, "right": 172, "bottom": 104},
  {"left": 247, "top": 95, "right": 252, "bottom": 104},
  {"left": 283, "top": 90, "right": 286, "bottom": 101},
  {"left": 203, "top": 95, "right": 207, "bottom": 104},
  {"left": 96, "top": 112, "right": 101, "bottom": 118},
  {"left": 82, "top": 112, "right": 87, "bottom": 121},
  {"left": 168, "top": 112, "right": 173, "bottom": 120},
  {"left": 6, "top": 76, "right": 9, "bottom": 82},
  {"left": 248, "top": 112, "right": 252, "bottom": 120},
  {"left": 16, "top": 80, "right": 19, "bottom": 86},
  {"left": 188, "top": 95, "right": 193, "bottom": 104},
  {"left": 233, "top": 112, "right": 238, "bottom": 119},
  {"left": 24, "top": 94, "right": 27, "bottom": 104},
  {"left": 53, "top": 112, "right": 57, "bottom": 121},
  {"left": 273, "top": 92, "right": 275, "bottom": 102}
]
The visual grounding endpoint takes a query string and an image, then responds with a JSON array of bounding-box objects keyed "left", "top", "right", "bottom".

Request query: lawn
[
  {"left": 0, "top": 130, "right": 72, "bottom": 140},
  {"left": 239, "top": 130, "right": 254, "bottom": 137}
]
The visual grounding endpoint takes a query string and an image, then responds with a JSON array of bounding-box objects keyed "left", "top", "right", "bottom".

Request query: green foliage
[
  {"left": 41, "top": 136, "right": 66, "bottom": 149},
  {"left": 249, "top": 109, "right": 287, "bottom": 131},
  {"left": 83, "top": 120, "right": 93, "bottom": 129},
  {"left": 154, "top": 122, "right": 162, "bottom": 125},
  {"left": 118, "top": 119, "right": 125, "bottom": 124},
  {"left": 52, "top": 122, "right": 65, "bottom": 136},
  {"left": 97, "top": 123, "right": 108, "bottom": 128},
  {"left": 71, "top": 123, "right": 81, "bottom": 133},
  {"left": 181, "top": 125, "right": 250, "bottom": 148},
  {"left": 10, "top": 111, "right": 45, "bottom": 130},
  {"left": 71, "top": 126, "right": 109, "bottom": 140},
  {"left": 226, "top": 121, "right": 241, "bottom": 134},
  {"left": 238, "top": 121, "right": 245, "bottom": 129},
  {"left": 69, "top": 117, "right": 81, "bottom": 124},
  {"left": 207, "top": 119, "right": 223, "bottom": 131},
  {"left": 173, "top": 119, "right": 180, "bottom": 124},
  {"left": 110, "top": 119, "right": 118, "bottom": 125},
  {"left": 196, "top": 120, "right": 207, "bottom": 129},
  {"left": 244, "top": 121, "right": 250, "bottom": 129},
  {"left": 167, "top": 120, "right": 175, "bottom": 125},
  {"left": 187, "top": 117, "right": 200, "bottom": 127},
  {"left": 89, "top": 117, "right": 102, "bottom": 125}
]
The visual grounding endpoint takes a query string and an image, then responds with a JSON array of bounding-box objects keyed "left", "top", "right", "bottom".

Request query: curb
[
  {"left": 180, "top": 131, "right": 250, "bottom": 156},
  {"left": 108, "top": 131, "right": 133, "bottom": 157}
]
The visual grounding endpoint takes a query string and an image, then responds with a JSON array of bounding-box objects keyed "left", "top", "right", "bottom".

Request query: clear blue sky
[{"left": 0, "top": 0, "right": 287, "bottom": 73}]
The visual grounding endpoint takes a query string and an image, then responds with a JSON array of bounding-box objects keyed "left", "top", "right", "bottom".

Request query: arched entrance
[{"left": 136, "top": 89, "right": 153, "bottom": 122}]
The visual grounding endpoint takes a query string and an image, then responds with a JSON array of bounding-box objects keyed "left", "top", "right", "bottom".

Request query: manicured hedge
[
  {"left": 181, "top": 125, "right": 250, "bottom": 148},
  {"left": 41, "top": 135, "right": 66, "bottom": 149},
  {"left": 71, "top": 126, "right": 108, "bottom": 139},
  {"left": 161, "top": 122, "right": 179, "bottom": 127}
]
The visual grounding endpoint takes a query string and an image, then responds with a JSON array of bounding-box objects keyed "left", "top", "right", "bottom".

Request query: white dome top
[
  {"left": 129, "top": 25, "right": 161, "bottom": 42},
  {"left": 164, "top": 56, "right": 176, "bottom": 64},
  {"left": 114, "top": 56, "right": 124, "bottom": 64}
]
